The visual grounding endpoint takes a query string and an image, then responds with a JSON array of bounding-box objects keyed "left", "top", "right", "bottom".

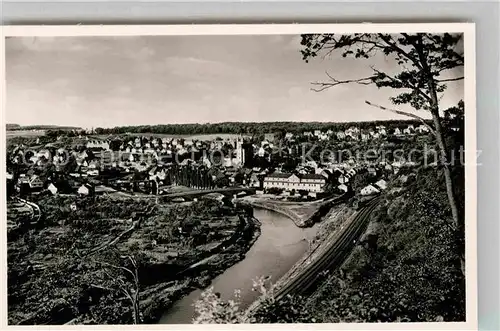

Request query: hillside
[
  {"left": 249, "top": 167, "right": 466, "bottom": 323},
  {"left": 6, "top": 124, "right": 82, "bottom": 131}
]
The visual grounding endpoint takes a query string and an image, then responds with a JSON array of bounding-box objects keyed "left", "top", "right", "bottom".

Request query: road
[
  {"left": 273, "top": 196, "right": 380, "bottom": 301},
  {"left": 160, "top": 187, "right": 256, "bottom": 199}
]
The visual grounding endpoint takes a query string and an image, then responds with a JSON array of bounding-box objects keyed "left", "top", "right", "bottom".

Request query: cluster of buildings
[
  {"left": 290, "top": 124, "right": 429, "bottom": 142},
  {"left": 7, "top": 120, "right": 429, "bottom": 199}
]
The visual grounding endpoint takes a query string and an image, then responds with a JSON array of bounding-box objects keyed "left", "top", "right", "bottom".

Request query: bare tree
[
  {"left": 97, "top": 254, "right": 141, "bottom": 324},
  {"left": 300, "top": 33, "right": 464, "bottom": 230}
]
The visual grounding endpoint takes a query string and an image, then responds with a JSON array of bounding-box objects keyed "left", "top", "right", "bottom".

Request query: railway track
[
  {"left": 10, "top": 197, "right": 42, "bottom": 225},
  {"left": 273, "top": 197, "right": 380, "bottom": 301}
]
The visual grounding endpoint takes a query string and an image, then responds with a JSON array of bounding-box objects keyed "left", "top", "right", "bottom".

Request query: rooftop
[
  {"left": 300, "top": 173, "right": 326, "bottom": 180},
  {"left": 266, "top": 173, "right": 292, "bottom": 179}
]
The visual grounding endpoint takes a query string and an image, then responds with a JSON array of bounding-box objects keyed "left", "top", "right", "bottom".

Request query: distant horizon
[{"left": 6, "top": 117, "right": 428, "bottom": 131}]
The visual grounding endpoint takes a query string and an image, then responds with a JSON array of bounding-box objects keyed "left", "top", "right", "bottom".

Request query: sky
[{"left": 6, "top": 34, "right": 464, "bottom": 129}]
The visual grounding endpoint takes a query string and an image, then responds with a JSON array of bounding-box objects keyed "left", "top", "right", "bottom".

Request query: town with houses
[{"left": 6, "top": 122, "right": 431, "bottom": 204}]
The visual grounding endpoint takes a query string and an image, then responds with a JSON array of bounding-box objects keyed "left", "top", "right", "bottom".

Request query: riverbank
[
  {"left": 140, "top": 215, "right": 261, "bottom": 324},
  {"left": 7, "top": 195, "right": 261, "bottom": 325},
  {"left": 240, "top": 194, "right": 345, "bottom": 228},
  {"left": 243, "top": 204, "right": 355, "bottom": 319}
]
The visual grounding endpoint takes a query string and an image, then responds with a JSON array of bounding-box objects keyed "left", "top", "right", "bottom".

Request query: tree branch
[
  {"left": 311, "top": 71, "right": 375, "bottom": 92},
  {"left": 364, "top": 100, "right": 436, "bottom": 136},
  {"left": 379, "top": 34, "right": 423, "bottom": 70},
  {"left": 369, "top": 65, "right": 432, "bottom": 102},
  {"left": 436, "top": 76, "right": 464, "bottom": 82}
]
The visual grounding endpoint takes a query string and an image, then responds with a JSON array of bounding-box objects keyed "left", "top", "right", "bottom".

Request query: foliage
[
  {"left": 193, "top": 287, "right": 243, "bottom": 324},
  {"left": 91, "top": 119, "right": 423, "bottom": 136},
  {"left": 300, "top": 33, "right": 463, "bottom": 111}
]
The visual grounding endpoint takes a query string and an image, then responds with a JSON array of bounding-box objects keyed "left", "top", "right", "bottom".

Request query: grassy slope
[
  {"left": 303, "top": 167, "right": 466, "bottom": 323},
  {"left": 248, "top": 167, "right": 465, "bottom": 324}
]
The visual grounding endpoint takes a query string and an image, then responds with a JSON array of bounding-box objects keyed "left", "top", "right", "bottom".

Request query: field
[{"left": 6, "top": 130, "right": 46, "bottom": 138}]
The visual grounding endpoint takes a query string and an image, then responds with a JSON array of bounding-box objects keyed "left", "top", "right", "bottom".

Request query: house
[
  {"left": 300, "top": 174, "right": 327, "bottom": 193},
  {"left": 86, "top": 140, "right": 109, "bottom": 150},
  {"left": 416, "top": 124, "right": 430, "bottom": 133},
  {"left": 263, "top": 172, "right": 326, "bottom": 193},
  {"left": 87, "top": 169, "right": 99, "bottom": 176},
  {"left": 367, "top": 167, "right": 377, "bottom": 177},
  {"left": 375, "top": 179, "right": 388, "bottom": 190},
  {"left": 376, "top": 125, "right": 387, "bottom": 136},
  {"left": 338, "top": 184, "right": 349, "bottom": 192},
  {"left": 47, "top": 183, "right": 58, "bottom": 195},
  {"left": 338, "top": 174, "right": 350, "bottom": 184},
  {"left": 336, "top": 131, "right": 346, "bottom": 140},
  {"left": 305, "top": 160, "right": 319, "bottom": 169},
  {"left": 78, "top": 184, "right": 93, "bottom": 196},
  {"left": 361, "top": 132, "right": 370, "bottom": 141},
  {"left": 347, "top": 168, "right": 357, "bottom": 177},
  {"left": 285, "top": 132, "right": 294, "bottom": 140},
  {"left": 361, "top": 185, "right": 380, "bottom": 196},
  {"left": 249, "top": 173, "right": 262, "bottom": 188},
  {"left": 257, "top": 147, "right": 266, "bottom": 158},
  {"left": 28, "top": 175, "right": 44, "bottom": 191},
  {"left": 393, "top": 128, "right": 403, "bottom": 135},
  {"left": 403, "top": 126, "right": 414, "bottom": 135},
  {"left": 95, "top": 185, "right": 117, "bottom": 195},
  {"left": 37, "top": 149, "right": 51, "bottom": 160}
]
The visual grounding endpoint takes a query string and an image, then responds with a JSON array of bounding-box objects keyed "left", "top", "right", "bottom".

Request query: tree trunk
[
  {"left": 414, "top": 36, "right": 465, "bottom": 276},
  {"left": 415, "top": 38, "right": 461, "bottom": 229},
  {"left": 430, "top": 111, "right": 461, "bottom": 228},
  {"left": 425, "top": 61, "right": 465, "bottom": 277}
]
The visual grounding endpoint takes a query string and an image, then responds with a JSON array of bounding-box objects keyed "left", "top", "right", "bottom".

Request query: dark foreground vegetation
[{"left": 7, "top": 196, "right": 259, "bottom": 325}]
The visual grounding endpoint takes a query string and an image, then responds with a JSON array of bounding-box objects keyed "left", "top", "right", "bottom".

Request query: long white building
[{"left": 263, "top": 173, "right": 326, "bottom": 193}]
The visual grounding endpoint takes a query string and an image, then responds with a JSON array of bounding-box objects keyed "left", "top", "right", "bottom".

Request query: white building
[
  {"left": 336, "top": 131, "right": 346, "bottom": 140},
  {"left": 338, "top": 174, "right": 350, "bottom": 184},
  {"left": 48, "top": 183, "right": 58, "bottom": 195},
  {"left": 376, "top": 125, "right": 387, "bottom": 136},
  {"left": 86, "top": 140, "right": 110, "bottom": 150},
  {"left": 416, "top": 124, "right": 430, "bottom": 133},
  {"left": 338, "top": 184, "right": 349, "bottom": 192},
  {"left": 361, "top": 185, "right": 380, "bottom": 196},
  {"left": 263, "top": 173, "right": 326, "bottom": 193},
  {"left": 375, "top": 179, "right": 388, "bottom": 190},
  {"left": 78, "top": 184, "right": 91, "bottom": 195}
]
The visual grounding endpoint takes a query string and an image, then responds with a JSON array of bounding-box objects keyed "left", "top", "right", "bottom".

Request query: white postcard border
[{"left": 0, "top": 23, "right": 477, "bottom": 331}]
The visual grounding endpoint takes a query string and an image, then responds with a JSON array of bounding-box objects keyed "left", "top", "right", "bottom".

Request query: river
[{"left": 159, "top": 208, "right": 319, "bottom": 324}]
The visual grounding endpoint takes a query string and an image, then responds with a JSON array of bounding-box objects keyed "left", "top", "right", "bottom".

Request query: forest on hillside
[{"left": 91, "top": 119, "right": 426, "bottom": 136}]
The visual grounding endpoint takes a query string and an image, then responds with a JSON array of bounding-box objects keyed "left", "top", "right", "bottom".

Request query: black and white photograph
[{"left": 2, "top": 24, "right": 476, "bottom": 328}]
